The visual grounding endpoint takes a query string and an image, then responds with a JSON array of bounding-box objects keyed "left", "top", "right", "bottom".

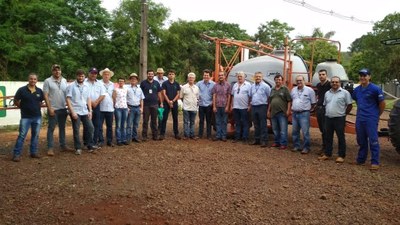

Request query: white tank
[
  {"left": 312, "top": 60, "right": 349, "bottom": 86},
  {"left": 228, "top": 50, "right": 308, "bottom": 86}
]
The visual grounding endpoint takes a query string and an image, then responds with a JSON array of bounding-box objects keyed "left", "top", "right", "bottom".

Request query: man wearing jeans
[
  {"left": 99, "top": 68, "right": 115, "bottom": 147},
  {"left": 66, "top": 69, "right": 98, "bottom": 155},
  {"left": 230, "top": 71, "right": 251, "bottom": 143},
  {"left": 290, "top": 75, "right": 316, "bottom": 154},
  {"left": 43, "top": 64, "right": 71, "bottom": 156},
  {"left": 127, "top": 73, "right": 144, "bottom": 143},
  {"left": 180, "top": 72, "right": 200, "bottom": 140},
  {"left": 12, "top": 73, "right": 44, "bottom": 162},
  {"left": 249, "top": 72, "right": 271, "bottom": 147},
  {"left": 268, "top": 74, "right": 291, "bottom": 149},
  {"left": 318, "top": 76, "right": 352, "bottom": 163},
  {"left": 212, "top": 71, "right": 231, "bottom": 142},
  {"left": 196, "top": 69, "right": 215, "bottom": 139}
]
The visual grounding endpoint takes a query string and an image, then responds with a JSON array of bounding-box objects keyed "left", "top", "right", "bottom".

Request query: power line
[{"left": 283, "top": 0, "right": 374, "bottom": 25}]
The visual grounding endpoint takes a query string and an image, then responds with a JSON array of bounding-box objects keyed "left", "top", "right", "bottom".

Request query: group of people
[{"left": 12, "top": 65, "right": 385, "bottom": 170}]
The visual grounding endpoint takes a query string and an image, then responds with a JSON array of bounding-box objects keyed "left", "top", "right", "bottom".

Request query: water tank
[
  {"left": 312, "top": 60, "right": 349, "bottom": 86},
  {"left": 228, "top": 50, "right": 308, "bottom": 86}
]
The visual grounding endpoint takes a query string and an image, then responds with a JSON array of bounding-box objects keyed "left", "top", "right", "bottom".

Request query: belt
[
  {"left": 128, "top": 105, "right": 140, "bottom": 107},
  {"left": 292, "top": 110, "right": 309, "bottom": 113}
]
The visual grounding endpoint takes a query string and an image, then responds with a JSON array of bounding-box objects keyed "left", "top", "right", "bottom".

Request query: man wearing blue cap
[{"left": 352, "top": 68, "right": 385, "bottom": 170}]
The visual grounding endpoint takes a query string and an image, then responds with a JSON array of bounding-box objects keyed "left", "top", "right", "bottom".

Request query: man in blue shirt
[
  {"left": 12, "top": 73, "right": 44, "bottom": 162},
  {"left": 352, "top": 68, "right": 385, "bottom": 170},
  {"left": 196, "top": 69, "right": 215, "bottom": 139}
]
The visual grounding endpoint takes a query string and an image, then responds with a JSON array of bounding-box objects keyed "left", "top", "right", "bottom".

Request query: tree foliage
[
  {"left": 349, "top": 13, "right": 400, "bottom": 83},
  {"left": 254, "top": 19, "right": 294, "bottom": 49}
]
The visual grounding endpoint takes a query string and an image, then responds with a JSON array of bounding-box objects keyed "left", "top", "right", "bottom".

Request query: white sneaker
[{"left": 75, "top": 149, "right": 82, "bottom": 155}]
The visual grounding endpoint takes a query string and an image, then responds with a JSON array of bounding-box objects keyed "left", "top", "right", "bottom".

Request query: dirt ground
[{"left": 1, "top": 112, "right": 400, "bottom": 225}]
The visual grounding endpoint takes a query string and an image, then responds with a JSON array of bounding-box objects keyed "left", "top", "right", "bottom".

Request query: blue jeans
[
  {"left": 160, "top": 103, "right": 179, "bottom": 136},
  {"left": 292, "top": 111, "right": 311, "bottom": 150},
  {"left": 115, "top": 108, "right": 128, "bottom": 143},
  {"left": 233, "top": 108, "right": 249, "bottom": 140},
  {"left": 198, "top": 105, "right": 212, "bottom": 138},
  {"left": 71, "top": 114, "right": 94, "bottom": 150},
  {"left": 127, "top": 106, "right": 141, "bottom": 140},
  {"left": 356, "top": 119, "right": 380, "bottom": 165},
  {"left": 252, "top": 105, "right": 268, "bottom": 142},
  {"left": 91, "top": 106, "right": 101, "bottom": 145},
  {"left": 183, "top": 110, "right": 197, "bottom": 137},
  {"left": 215, "top": 107, "right": 228, "bottom": 139},
  {"left": 13, "top": 117, "right": 42, "bottom": 156},
  {"left": 99, "top": 111, "right": 113, "bottom": 144},
  {"left": 47, "top": 108, "right": 68, "bottom": 149},
  {"left": 271, "top": 111, "right": 288, "bottom": 146}
]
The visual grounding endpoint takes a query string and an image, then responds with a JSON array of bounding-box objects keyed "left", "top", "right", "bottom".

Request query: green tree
[
  {"left": 349, "top": 13, "right": 400, "bottom": 83},
  {"left": 0, "top": 0, "right": 111, "bottom": 80},
  {"left": 109, "top": 0, "right": 169, "bottom": 78},
  {"left": 254, "top": 19, "right": 294, "bottom": 49}
]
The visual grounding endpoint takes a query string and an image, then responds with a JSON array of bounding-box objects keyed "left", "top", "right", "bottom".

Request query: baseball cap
[
  {"left": 358, "top": 68, "right": 370, "bottom": 75},
  {"left": 52, "top": 64, "right": 61, "bottom": 70},
  {"left": 89, "top": 67, "right": 98, "bottom": 74}
]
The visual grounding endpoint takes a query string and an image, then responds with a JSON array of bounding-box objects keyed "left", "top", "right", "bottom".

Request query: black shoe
[
  {"left": 107, "top": 142, "right": 114, "bottom": 147},
  {"left": 132, "top": 138, "right": 141, "bottom": 143},
  {"left": 175, "top": 135, "right": 181, "bottom": 140},
  {"left": 251, "top": 140, "right": 261, "bottom": 145},
  {"left": 152, "top": 136, "right": 158, "bottom": 141},
  {"left": 260, "top": 142, "right": 268, "bottom": 148},
  {"left": 123, "top": 142, "right": 129, "bottom": 145},
  {"left": 159, "top": 135, "right": 165, "bottom": 140},
  {"left": 117, "top": 142, "right": 123, "bottom": 146},
  {"left": 232, "top": 139, "right": 239, "bottom": 143},
  {"left": 212, "top": 137, "right": 220, "bottom": 141},
  {"left": 221, "top": 138, "right": 227, "bottom": 142},
  {"left": 30, "top": 154, "right": 40, "bottom": 159}
]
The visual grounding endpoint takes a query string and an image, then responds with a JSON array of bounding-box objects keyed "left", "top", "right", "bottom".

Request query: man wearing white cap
[{"left": 99, "top": 68, "right": 115, "bottom": 147}]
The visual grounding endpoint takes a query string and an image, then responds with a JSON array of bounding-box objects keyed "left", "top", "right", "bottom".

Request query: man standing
[
  {"left": 85, "top": 67, "right": 106, "bottom": 147},
  {"left": 140, "top": 69, "right": 163, "bottom": 141},
  {"left": 180, "top": 72, "right": 200, "bottom": 140},
  {"left": 154, "top": 68, "right": 168, "bottom": 86},
  {"left": 160, "top": 69, "right": 181, "bottom": 140},
  {"left": 212, "top": 71, "right": 231, "bottom": 142},
  {"left": 249, "top": 72, "right": 271, "bottom": 147},
  {"left": 99, "top": 68, "right": 115, "bottom": 147},
  {"left": 230, "top": 71, "right": 251, "bottom": 143},
  {"left": 291, "top": 75, "right": 316, "bottom": 154},
  {"left": 12, "top": 73, "right": 44, "bottom": 162},
  {"left": 318, "top": 76, "right": 352, "bottom": 163},
  {"left": 43, "top": 64, "right": 71, "bottom": 156},
  {"left": 268, "top": 74, "right": 291, "bottom": 150},
  {"left": 315, "top": 69, "right": 331, "bottom": 154},
  {"left": 127, "top": 73, "right": 145, "bottom": 143},
  {"left": 66, "top": 69, "right": 98, "bottom": 155},
  {"left": 197, "top": 69, "right": 215, "bottom": 139},
  {"left": 352, "top": 68, "right": 385, "bottom": 170}
]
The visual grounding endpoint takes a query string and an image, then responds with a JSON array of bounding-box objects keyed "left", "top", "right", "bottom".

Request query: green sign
[{"left": 0, "top": 86, "right": 6, "bottom": 117}]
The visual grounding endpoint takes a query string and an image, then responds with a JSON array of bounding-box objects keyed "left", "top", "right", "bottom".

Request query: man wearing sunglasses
[{"left": 351, "top": 68, "right": 385, "bottom": 170}]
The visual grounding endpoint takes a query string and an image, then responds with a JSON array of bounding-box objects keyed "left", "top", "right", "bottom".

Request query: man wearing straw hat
[{"left": 99, "top": 68, "right": 115, "bottom": 147}]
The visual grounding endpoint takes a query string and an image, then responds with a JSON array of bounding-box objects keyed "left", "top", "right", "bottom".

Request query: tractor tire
[{"left": 388, "top": 99, "right": 400, "bottom": 154}]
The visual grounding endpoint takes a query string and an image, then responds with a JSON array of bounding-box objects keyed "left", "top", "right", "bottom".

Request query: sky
[{"left": 101, "top": 0, "right": 399, "bottom": 51}]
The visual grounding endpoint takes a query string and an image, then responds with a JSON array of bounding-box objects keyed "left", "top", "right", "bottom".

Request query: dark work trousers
[
  {"left": 99, "top": 111, "right": 114, "bottom": 145},
  {"left": 198, "top": 105, "right": 213, "bottom": 138},
  {"left": 160, "top": 102, "right": 179, "bottom": 136},
  {"left": 142, "top": 104, "right": 158, "bottom": 139},
  {"left": 324, "top": 116, "right": 346, "bottom": 158},
  {"left": 316, "top": 106, "right": 327, "bottom": 150}
]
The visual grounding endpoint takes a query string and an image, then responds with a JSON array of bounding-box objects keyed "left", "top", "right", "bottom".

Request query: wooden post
[{"left": 139, "top": 0, "right": 148, "bottom": 81}]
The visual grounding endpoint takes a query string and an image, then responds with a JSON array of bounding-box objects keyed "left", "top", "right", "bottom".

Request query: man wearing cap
[
  {"left": 197, "top": 69, "right": 215, "bottom": 139},
  {"left": 154, "top": 68, "right": 168, "bottom": 86},
  {"left": 12, "top": 73, "right": 44, "bottom": 162},
  {"left": 140, "top": 69, "right": 163, "bottom": 141},
  {"left": 352, "top": 68, "right": 385, "bottom": 170},
  {"left": 160, "top": 69, "right": 181, "bottom": 140},
  {"left": 43, "top": 64, "right": 71, "bottom": 156},
  {"left": 99, "top": 68, "right": 115, "bottom": 147},
  {"left": 230, "top": 71, "right": 251, "bottom": 144},
  {"left": 127, "top": 73, "right": 145, "bottom": 143},
  {"left": 66, "top": 69, "right": 97, "bottom": 155},
  {"left": 85, "top": 67, "right": 106, "bottom": 147}
]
